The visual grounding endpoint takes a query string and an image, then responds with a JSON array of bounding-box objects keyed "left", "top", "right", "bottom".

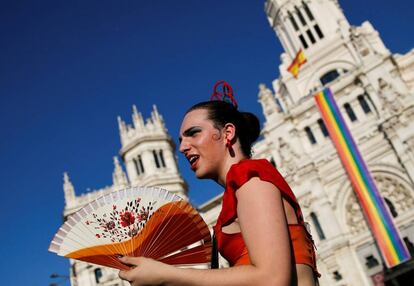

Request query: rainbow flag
[
  {"left": 287, "top": 49, "right": 306, "bottom": 78},
  {"left": 314, "top": 88, "right": 411, "bottom": 268}
]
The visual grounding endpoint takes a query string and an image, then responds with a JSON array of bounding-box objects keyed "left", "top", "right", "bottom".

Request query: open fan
[{"left": 49, "top": 186, "right": 212, "bottom": 270}]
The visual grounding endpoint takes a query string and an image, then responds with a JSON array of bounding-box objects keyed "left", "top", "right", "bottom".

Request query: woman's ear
[{"left": 223, "top": 123, "right": 236, "bottom": 142}]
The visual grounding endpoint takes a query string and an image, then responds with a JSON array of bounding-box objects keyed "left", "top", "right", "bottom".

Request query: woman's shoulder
[
  {"left": 226, "top": 159, "right": 279, "bottom": 190},
  {"left": 227, "top": 158, "right": 297, "bottom": 201}
]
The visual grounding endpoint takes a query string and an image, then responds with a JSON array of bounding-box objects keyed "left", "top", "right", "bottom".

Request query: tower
[
  {"left": 255, "top": 0, "right": 414, "bottom": 284},
  {"left": 118, "top": 104, "right": 188, "bottom": 198}
]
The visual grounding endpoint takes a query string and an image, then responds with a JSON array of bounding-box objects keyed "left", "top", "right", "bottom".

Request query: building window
[
  {"left": 344, "top": 103, "right": 358, "bottom": 122},
  {"left": 299, "top": 34, "right": 308, "bottom": 49},
  {"left": 303, "top": 1, "right": 314, "bottom": 21},
  {"left": 306, "top": 29, "right": 316, "bottom": 44},
  {"left": 94, "top": 268, "right": 103, "bottom": 284},
  {"left": 320, "top": 70, "right": 340, "bottom": 86},
  {"left": 133, "top": 159, "right": 140, "bottom": 175},
  {"left": 384, "top": 197, "right": 398, "bottom": 218},
  {"left": 305, "top": 126, "right": 317, "bottom": 145},
  {"left": 310, "top": 212, "right": 325, "bottom": 240},
  {"left": 159, "top": 150, "right": 166, "bottom": 168},
  {"left": 404, "top": 237, "right": 414, "bottom": 256},
  {"left": 365, "top": 255, "right": 379, "bottom": 269},
  {"left": 314, "top": 24, "right": 324, "bottom": 39},
  {"left": 288, "top": 3, "right": 323, "bottom": 50},
  {"left": 269, "top": 157, "right": 276, "bottom": 167},
  {"left": 133, "top": 155, "right": 145, "bottom": 175},
  {"left": 358, "top": 94, "right": 372, "bottom": 114},
  {"left": 295, "top": 6, "right": 307, "bottom": 25},
  {"left": 333, "top": 271, "right": 343, "bottom": 281},
  {"left": 138, "top": 155, "right": 145, "bottom": 173},
  {"left": 153, "top": 150, "right": 160, "bottom": 168},
  {"left": 289, "top": 12, "right": 299, "bottom": 31},
  {"left": 153, "top": 150, "right": 166, "bottom": 169},
  {"left": 317, "top": 119, "right": 329, "bottom": 137}
]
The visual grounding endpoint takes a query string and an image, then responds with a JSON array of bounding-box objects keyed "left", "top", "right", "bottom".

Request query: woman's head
[
  {"left": 186, "top": 101, "right": 260, "bottom": 157},
  {"left": 179, "top": 100, "right": 260, "bottom": 180}
]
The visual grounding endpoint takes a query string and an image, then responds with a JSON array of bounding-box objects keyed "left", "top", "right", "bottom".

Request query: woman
[{"left": 118, "top": 95, "right": 319, "bottom": 285}]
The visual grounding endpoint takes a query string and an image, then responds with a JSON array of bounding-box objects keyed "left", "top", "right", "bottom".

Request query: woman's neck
[{"left": 216, "top": 151, "right": 248, "bottom": 187}]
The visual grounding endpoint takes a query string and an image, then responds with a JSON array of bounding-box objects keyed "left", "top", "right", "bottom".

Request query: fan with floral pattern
[{"left": 49, "top": 186, "right": 212, "bottom": 270}]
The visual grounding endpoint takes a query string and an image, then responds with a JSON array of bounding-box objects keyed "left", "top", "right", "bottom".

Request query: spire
[
  {"left": 63, "top": 172, "right": 76, "bottom": 207},
  {"left": 151, "top": 104, "right": 166, "bottom": 130},
  {"left": 132, "top": 105, "right": 145, "bottom": 129},
  {"left": 112, "top": 156, "right": 128, "bottom": 187},
  {"left": 117, "top": 116, "right": 127, "bottom": 134}
]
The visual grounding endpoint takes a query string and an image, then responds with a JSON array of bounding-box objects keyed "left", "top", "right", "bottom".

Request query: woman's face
[{"left": 179, "top": 108, "right": 226, "bottom": 180}]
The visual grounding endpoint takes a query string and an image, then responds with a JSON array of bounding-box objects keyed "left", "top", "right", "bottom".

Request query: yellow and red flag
[{"left": 287, "top": 49, "right": 307, "bottom": 78}]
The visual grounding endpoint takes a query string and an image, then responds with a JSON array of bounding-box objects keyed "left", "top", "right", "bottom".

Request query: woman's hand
[{"left": 118, "top": 256, "right": 174, "bottom": 286}]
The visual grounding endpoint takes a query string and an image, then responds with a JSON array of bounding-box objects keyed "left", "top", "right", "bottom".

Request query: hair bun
[{"left": 240, "top": 112, "right": 260, "bottom": 144}]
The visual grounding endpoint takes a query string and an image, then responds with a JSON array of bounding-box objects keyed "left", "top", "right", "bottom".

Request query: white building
[{"left": 60, "top": 1, "right": 414, "bottom": 285}]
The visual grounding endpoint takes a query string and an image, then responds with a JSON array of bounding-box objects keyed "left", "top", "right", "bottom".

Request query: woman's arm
[{"left": 119, "top": 177, "right": 292, "bottom": 286}]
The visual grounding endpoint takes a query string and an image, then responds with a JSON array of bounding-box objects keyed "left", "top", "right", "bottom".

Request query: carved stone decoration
[
  {"left": 258, "top": 83, "right": 280, "bottom": 117},
  {"left": 373, "top": 175, "right": 414, "bottom": 212},
  {"left": 278, "top": 137, "right": 300, "bottom": 175},
  {"left": 345, "top": 192, "right": 369, "bottom": 235},
  {"left": 112, "top": 156, "right": 129, "bottom": 187},
  {"left": 350, "top": 27, "right": 370, "bottom": 57},
  {"left": 378, "top": 78, "right": 404, "bottom": 115}
]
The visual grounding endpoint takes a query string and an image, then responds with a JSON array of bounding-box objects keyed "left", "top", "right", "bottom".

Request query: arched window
[
  {"left": 317, "top": 119, "right": 329, "bottom": 137},
  {"left": 357, "top": 94, "right": 372, "bottom": 114},
  {"left": 320, "top": 70, "right": 340, "bottom": 86},
  {"left": 344, "top": 103, "right": 358, "bottom": 122},
  {"left": 305, "top": 126, "right": 317, "bottom": 145},
  {"left": 310, "top": 212, "right": 325, "bottom": 240},
  {"left": 384, "top": 197, "right": 398, "bottom": 218},
  {"left": 94, "top": 268, "right": 103, "bottom": 284}
]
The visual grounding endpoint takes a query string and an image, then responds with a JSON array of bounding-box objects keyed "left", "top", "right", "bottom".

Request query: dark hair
[{"left": 186, "top": 101, "right": 260, "bottom": 157}]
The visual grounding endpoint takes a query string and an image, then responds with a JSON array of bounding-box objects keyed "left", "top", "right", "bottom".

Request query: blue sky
[{"left": 0, "top": 1, "right": 412, "bottom": 285}]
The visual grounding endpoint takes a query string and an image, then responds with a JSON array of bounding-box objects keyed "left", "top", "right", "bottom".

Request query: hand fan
[{"left": 49, "top": 186, "right": 212, "bottom": 270}]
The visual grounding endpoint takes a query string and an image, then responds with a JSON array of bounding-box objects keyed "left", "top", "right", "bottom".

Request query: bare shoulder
[{"left": 235, "top": 177, "right": 282, "bottom": 200}]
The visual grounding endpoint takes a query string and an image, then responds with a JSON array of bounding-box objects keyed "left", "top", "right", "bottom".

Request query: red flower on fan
[
  {"left": 105, "top": 221, "right": 115, "bottom": 230},
  {"left": 137, "top": 208, "right": 149, "bottom": 222},
  {"left": 120, "top": 211, "right": 135, "bottom": 227},
  {"left": 128, "top": 227, "right": 138, "bottom": 237}
]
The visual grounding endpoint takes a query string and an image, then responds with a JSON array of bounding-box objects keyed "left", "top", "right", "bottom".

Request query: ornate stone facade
[{"left": 61, "top": 1, "right": 414, "bottom": 285}]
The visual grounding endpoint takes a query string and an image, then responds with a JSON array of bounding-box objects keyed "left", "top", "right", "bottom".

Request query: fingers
[
  {"left": 118, "top": 256, "right": 141, "bottom": 282},
  {"left": 118, "top": 269, "right": 132, "bottom": 282},
  {"left": 119, "top": 256, "right": 140, "bottom": 266}
]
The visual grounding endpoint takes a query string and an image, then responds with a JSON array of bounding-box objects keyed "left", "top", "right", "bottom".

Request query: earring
[{"left": 226, "top": 139, "right": 234, "bottom": 154}]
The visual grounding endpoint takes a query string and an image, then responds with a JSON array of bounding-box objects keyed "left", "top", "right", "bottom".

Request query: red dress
[{"left": 213, "top": 159, "right": 320, "bottom": 277}]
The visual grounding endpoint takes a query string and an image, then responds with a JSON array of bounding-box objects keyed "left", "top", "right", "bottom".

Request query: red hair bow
[{"left": 210, "top": 80, "right": 238, "bottom": 109}]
